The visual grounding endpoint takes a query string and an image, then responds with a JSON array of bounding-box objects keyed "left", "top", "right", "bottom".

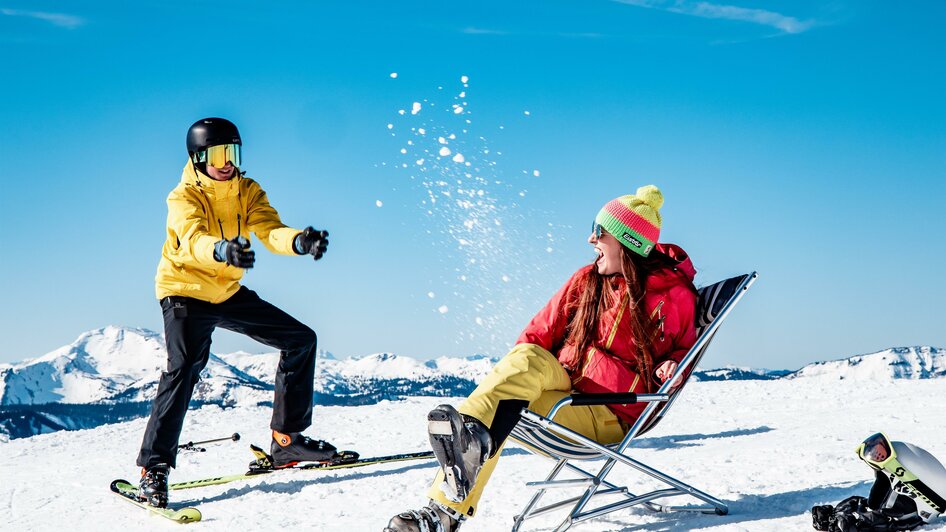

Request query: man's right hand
[{"left": 214, "top": 236, "right": 255, "bottom": 269}]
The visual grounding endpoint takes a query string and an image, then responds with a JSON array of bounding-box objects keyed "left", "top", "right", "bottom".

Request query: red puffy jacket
[{"left": 516, "top": 243, "right": 698, "bottom": 424}]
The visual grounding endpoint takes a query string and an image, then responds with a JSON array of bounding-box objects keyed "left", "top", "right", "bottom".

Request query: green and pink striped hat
[{"left": 594, "top": 184, "right": 664, "bottom": 257}]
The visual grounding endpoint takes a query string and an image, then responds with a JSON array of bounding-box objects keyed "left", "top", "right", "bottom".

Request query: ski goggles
[
  {"left": 855, "top": 432, "right": 946, "bottom": 514},
  {"left": 592, "top": 222, "right": 605, "bottom": 239},
  {"left": 856, "top": 432, "right": 894, "bottom": 469},
  {"left": 195, "top": 143, "right": 241, "bottom": 168}
]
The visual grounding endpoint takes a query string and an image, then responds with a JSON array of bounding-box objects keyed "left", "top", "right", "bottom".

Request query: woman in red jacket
[{"left": 386, "top": 185, "right": 698, "bottom": 532}]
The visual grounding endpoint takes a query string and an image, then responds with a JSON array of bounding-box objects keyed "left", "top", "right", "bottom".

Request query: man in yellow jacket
[{"left": 137, "top": 117, "right": 335, "bottom": 508}]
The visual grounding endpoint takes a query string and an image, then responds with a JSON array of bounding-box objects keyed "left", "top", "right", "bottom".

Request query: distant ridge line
[{"left": 0, "top": 328, "right": 943, "bottom": 439}]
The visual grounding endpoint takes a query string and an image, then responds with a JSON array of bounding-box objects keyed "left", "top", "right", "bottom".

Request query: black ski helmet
[{"left": 186, "top": 117, "right": 241, "bottom": 160}]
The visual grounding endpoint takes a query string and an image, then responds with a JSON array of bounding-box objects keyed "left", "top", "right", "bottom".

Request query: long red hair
[{"left": 564, "top": 247, "right": 674, "bottom": 392}]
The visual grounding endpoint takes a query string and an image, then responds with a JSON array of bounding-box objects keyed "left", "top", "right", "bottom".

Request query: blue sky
[{"left": 1, "top": 1, "right": 943, "bottom": 370}]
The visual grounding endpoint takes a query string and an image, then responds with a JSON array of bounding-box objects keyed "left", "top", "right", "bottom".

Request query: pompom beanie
[{"left": 594, "top": 184, "right": 664, "bottom": 257}]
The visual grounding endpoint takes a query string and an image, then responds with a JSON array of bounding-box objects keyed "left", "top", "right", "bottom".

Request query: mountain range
[{"left": 0, "top": 326, "right": 943, "bottom": 440}]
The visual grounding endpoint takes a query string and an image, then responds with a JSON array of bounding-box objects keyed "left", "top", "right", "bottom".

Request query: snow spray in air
[{"left": 381, "top": 74, "right": 567, "bottom": 355}]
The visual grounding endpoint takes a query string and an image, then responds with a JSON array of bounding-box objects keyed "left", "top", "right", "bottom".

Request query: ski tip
[
  {"left": 173, "top": 508, "right": 203, "bottom": 523},
  {"left": 110, "top": 478, "right": 134, "bottom": 491},
  {"left": 111, "top": 478, "right": 202, "bottom": 523}
]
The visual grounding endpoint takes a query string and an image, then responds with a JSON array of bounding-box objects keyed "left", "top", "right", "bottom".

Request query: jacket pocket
[{"left": 579, "top": 349, "right": 643, "bottom": 394}]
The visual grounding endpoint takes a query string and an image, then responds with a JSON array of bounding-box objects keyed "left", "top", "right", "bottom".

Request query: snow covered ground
[{"left": 3, "top": 377, "right": 946, "bottom": 531}]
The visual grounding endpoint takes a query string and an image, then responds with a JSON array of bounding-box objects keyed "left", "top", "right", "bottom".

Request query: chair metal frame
[{"left": 509, "top": 272, "right": 758, "bottom": 531}]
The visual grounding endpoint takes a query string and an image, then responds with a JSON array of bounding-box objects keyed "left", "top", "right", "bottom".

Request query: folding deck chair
[{"left": 509, "top": 272, "right": 758, "bottom": 531}]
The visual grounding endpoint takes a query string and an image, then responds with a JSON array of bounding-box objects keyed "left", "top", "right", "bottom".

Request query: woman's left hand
[{"left": 655, "top": 360, "right": 678, "bottom": 382}]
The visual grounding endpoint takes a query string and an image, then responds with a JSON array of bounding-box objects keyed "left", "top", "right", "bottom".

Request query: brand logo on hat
[{"left": 621, "top": 232, "right": 643, "bottom": 248}]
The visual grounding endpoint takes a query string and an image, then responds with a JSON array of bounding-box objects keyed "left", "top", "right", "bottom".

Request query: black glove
[
  {"left": 214, "top": 236, "right": 255, "bottom": 269},
  {"left": 810, "top": 504, "right": 834, "bottom": 531},
  {"left": 294, "top": 227, "right": 329, "bottom": 260}
]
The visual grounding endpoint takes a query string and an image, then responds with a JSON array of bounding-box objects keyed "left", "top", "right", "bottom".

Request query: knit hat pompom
[{"left": 635, "top": 184, "right": 664, "bottom": 210}]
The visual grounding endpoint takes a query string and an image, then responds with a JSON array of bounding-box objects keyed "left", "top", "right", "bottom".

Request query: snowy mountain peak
[
  {"left": 0, "top": 326, "right": 267, "bottom": 406},
  {"left": 1, "top": 326, "right": 167, "bottom": 406},
  {"left": 28, "top": 325, "right": 163, "bottom": 369},
  {"left": 790, "top": 346, "right": 946, "bottom": 380},
  {"left": 327, "top": 352, "right": 433, "bottom": 380},
  {"left": 890, "top": 346, "right": 943, "bottom": 357}
]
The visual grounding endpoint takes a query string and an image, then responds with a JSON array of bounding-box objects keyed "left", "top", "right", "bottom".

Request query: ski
[
  {"left": 110, "top": 479, "right": 202, "bottom": 523},
  {"left": 169, "top": 444, "right": 435, "bottom": 491}
]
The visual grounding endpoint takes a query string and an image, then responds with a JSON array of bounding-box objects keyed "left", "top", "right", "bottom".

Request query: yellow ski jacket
[{"left": 155, "top": 161, "right": 302, "bottom": 303}]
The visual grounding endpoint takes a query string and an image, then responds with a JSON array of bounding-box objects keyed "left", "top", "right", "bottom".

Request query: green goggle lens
[{"left": 198, "top": 143, "right": 241, "bottom": 168}]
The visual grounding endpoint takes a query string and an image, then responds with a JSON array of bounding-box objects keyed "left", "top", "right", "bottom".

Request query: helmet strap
[{"left": 190, "top": 153, "right": 208, "bottom": 176}]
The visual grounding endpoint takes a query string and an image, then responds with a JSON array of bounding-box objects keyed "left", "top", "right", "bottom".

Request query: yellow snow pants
[{"left": 427, "top": 343, "right": 627, "bottom": 517}]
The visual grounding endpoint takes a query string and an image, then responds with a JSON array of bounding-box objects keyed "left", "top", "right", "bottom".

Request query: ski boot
[
  {"left": 270, "top": 430, "right": 338, "bottom": 468},
  {"left": 138, "top": 463, "right": 169, "bottom": 508},
  {"left": 427, "top": 404, "right": 494, "bottom": 502},
  {"left": 384, "top": 500, "right": 464, "bottom": 532}
]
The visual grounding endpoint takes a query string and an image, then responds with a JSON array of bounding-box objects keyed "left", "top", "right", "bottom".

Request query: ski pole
[{"left": 179, "top": 433, "right": 241, "bottom": 452}]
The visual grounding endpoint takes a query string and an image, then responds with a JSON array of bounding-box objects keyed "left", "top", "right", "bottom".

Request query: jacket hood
[{"left": 647, "top": 243, "right": 696, "bottom": 292}]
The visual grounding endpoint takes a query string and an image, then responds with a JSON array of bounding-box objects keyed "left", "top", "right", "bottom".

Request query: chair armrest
[
  {"left": 569, "top": 392, "right": 669, "bottom": 406},
  {"left": 527, "top": 392, "right": 672, "bottom": 423}
]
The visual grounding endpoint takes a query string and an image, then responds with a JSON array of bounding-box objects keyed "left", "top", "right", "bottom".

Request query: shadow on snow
[
  {"left": 184, "top": 460, "right": 440, "bottom": 507},
  {"left": 629, "top": 426, "right": 775, "bottom": 450},
  {"left": 607, "top": 482, "right": 871, "bottom": 531}
]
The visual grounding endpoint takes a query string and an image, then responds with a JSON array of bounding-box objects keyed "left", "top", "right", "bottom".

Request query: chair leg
[
  {"left": 564, "top": 461, "right": 661, "bottom": 513},
  {"left": 512, "top": 458, "right": 568, "bottom": 531},
  {"left": 562, "top": 458, "right": 612, "bottom": 528},
  {"left": 553, "top": 516, "right": 574, "bottom": 532},
  {"left": 549, "top": 451, "right": 729, "bottom": 527},
  {"left": 538, "top": 417, "right": 730, "bottom": 514}
]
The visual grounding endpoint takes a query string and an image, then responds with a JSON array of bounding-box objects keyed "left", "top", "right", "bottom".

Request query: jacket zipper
[
  {"left": 651, "top": 300, "right": 666, "bottom": 341},
  {"left": 218, "top": 219, "right": 226, "bottom": 240},
  {"left": 574, "top": 292, "right": 630, "bottom": 384}
]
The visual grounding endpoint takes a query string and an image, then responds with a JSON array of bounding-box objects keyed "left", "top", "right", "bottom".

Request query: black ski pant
[{"left": 137, "top": 286, "right": 317, "bottom": 469}]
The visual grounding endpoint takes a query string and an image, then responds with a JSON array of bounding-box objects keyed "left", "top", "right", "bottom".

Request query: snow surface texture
[
  {"left": 2, "top": 328, "right": 945, "bottom": 528},
  {"left": 3, "top": 380, "right": 946, "bottom": 531}
]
